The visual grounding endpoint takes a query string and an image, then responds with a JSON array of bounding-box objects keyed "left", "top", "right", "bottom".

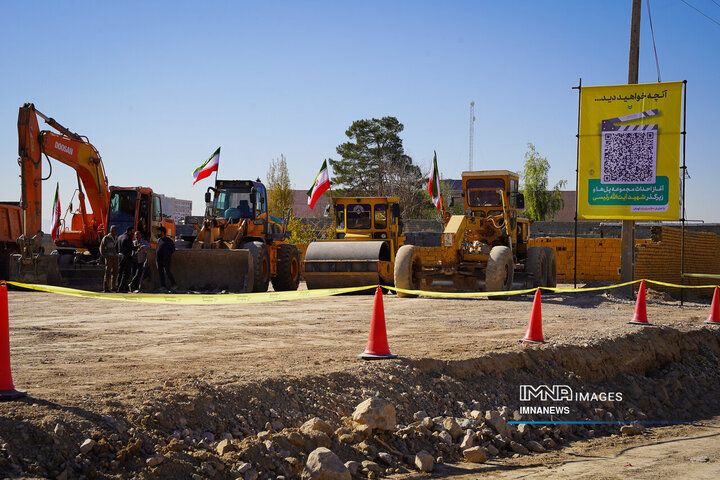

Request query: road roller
[{"left": 303, "top": 197, "right": 405, "bottom": 290}]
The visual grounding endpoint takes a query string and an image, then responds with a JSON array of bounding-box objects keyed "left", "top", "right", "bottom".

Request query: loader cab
[{"left": 211, "top": 180, "right": 259, "bottom": 222}]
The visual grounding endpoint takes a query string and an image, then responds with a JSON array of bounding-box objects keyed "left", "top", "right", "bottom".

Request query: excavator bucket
[
  {"left": 303, "top": 240, "right": 391, "bottom": 290},
  {"left": 8, "top": 254, "right": 64, "bottom": 287},
  {"left": 143, "top": 249, "right": 253, "bottom": 292}
]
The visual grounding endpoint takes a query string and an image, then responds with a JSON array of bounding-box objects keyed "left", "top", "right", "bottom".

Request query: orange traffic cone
[
  {"left": 705, "top": 286, "right": 720, "bottom": 324},
  {"left": 519, "top": 289, "right": 546, "bottom": 344},
  {"left": 629, "top": 280, "right": 650, "bottom": 325},
  {"left": 359, "top": 287, "right": 397, "bottom": 360},
  {"left": 0, "top": 282, "right": 26, "bottom": 400}
]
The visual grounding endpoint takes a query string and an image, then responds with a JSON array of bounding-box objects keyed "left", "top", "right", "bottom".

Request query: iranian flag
[
  {"left": 428, "top": 151, "right": 441, "bottom": 210},
  {"left": 50, "top": 182, "right": 61, "bottom": 242},
  {"left": 307, "top": 160, "right": 331, "bottom": 209},
  {"left": 193, "top": 147, "right": 220, "bottom": 185}
]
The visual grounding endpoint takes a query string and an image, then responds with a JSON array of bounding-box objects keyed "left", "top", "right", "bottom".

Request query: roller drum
[{"left": 303, "top": 241, "right": 389, "bottom": 290}]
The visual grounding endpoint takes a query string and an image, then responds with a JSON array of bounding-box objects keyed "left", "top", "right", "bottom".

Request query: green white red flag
[
  {"left": 50, "top": 182, "right": 60, "bottom": 242},
  {"left": 193, "top": 147, "right": 220, "bottom": 185},
  {"left": 307, "top": 160, "right": 331, "bottom": 209},
  {"left": 428, "top": 151, "right": 441, "bottom": 211}
]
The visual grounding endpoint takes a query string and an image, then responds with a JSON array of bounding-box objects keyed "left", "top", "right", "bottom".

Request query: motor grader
[
  {"left": 303, "top": 197, "right": 404, "bottom": 289},
  {"left": 394, "top": 170, "right": 556, "bottom": 297},
  {"left": 192, "top": 179, "right": 301, "bottom": 292}
]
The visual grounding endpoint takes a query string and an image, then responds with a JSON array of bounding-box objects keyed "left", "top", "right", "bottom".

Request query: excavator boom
[{"left": 17, "top": 103, "right": 110, "bottom": 246}]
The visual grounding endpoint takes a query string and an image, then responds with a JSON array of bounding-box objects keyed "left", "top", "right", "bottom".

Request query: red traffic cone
[
  {"left": 519, "top": 289, "right": 546, "bottom": 344},
  {"left": 0, "top": 282, "right": 26, "bottom": 400},
  {"left": 359, "top": 287, "right": 397, "bottom": 360},
  {"left": 705, "top": 286, "right": 720, "bottom": 324},
  {"left": 629, "top": 280, "right": 650, "bottom": 325}
]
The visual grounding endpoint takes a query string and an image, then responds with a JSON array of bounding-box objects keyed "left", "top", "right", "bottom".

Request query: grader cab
[
  {"left": 303, "top": 197, "right": 405, "bottom": 289},
  {"left": 394, "top": 170, "right": 557, "bottom": 297}
]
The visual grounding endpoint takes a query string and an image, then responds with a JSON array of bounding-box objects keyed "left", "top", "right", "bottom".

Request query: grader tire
[
  {"left": 243, "top": 241, "right": 271, "bottom": 292},
  {"left": 486, "top": 246, "right": 514, "bottom": 293},
  {"left": 394, "top": 245, "right": 419, "bottom": 298},
  {"left": 272, "top": 244, "right": 301, "bottom": 291},
  {"left": 543, "top": 247, "right": 557, "bottom": 288},
  {"left": 526, "top": 246, "right": 548, "bottom": 288}
]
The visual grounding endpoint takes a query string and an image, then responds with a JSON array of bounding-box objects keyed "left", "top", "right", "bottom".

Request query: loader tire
[
  {"left": 272, "top": 244, "right": 301, "bottom": 291},
  {"left": 543, "top": 247, "right": 557, "bottom": 288},
  {"left": 244, "top": 241, "right": 271, "bottom": 293},
  {"left": 486, "top": 246, "right": 514, "bottom": 293},
  {"left": 526, "top": 246, "right": 548, "bottom": 288},
  {"left": 394, "top": 245, "right": 419, "bottom": 298}
]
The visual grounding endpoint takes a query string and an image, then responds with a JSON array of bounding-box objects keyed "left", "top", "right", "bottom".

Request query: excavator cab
[{"left": 107, "top": 187, "right": 174, "bottom": 245}]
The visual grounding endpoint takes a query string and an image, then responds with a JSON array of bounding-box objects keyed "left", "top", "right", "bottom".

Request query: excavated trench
[{"left": 2, "top": 327, "right": 720, "bottom": 479}]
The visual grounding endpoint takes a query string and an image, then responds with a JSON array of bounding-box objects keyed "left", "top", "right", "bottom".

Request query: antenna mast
[{"left": 469, "top": 101, "right": 475, "bottom": 171}]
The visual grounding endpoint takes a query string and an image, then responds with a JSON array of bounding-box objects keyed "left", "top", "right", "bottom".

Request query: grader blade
[{"left": 303, "top": 241, "right": 389, "bottom": 290}]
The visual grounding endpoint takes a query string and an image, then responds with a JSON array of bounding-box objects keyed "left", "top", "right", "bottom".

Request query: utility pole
[
  {"left": 469, "top": 101, "right": 475, "bottom": 171},
  {"left": 621, "top": 0, "right": 642, "bottom": 294}
]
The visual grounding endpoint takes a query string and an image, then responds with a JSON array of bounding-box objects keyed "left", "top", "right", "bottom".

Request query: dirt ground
[
  {"left": 414, "top": 419, "right": 720, "bottom": 479},
  {"left": 3, "top": 282, "right": 720, "bottom": 478}
]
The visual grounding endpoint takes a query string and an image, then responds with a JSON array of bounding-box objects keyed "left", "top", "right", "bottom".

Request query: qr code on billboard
[{"left": 601, "top": 130, "right": 657, "bottom": 184}]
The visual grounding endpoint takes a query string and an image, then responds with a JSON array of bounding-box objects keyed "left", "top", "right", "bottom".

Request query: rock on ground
[
  {"left": 415, "top": 450, "right": 434, "bottom": 472},
  {"left": 303, "top": 447, "right": 351, "bottom": 480},
  {"left": 351, "top": 397, "right": 396, "bottom": 432},
  {"left": 463, "top": 446, "right": 488, "bottom": 463}
]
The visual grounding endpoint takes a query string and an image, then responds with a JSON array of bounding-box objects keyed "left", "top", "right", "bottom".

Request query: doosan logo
[{"left": 54, "top": 141, "right": 73, "bottom": 155}]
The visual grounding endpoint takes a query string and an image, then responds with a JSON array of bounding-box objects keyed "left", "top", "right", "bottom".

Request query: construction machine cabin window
[
  {"left": 347, "top": 204, "right": 371, "bottom": 230},
  {"left": 374, "top": 205, "right": 387, "bottom": 230},
  {"left": 466, "top": 178, "right": 505, "bottom": 207},
  {"left": 214, "top": 190, "right": 253, "bottom": 221},
  {"left": 108, "top": 190, "right": 137, "bottom": 234},
  {"left": 335, "top": 204, "right": 345, "bottom": 229}
]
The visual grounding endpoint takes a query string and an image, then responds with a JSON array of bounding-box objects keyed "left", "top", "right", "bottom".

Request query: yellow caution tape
[
  {"left": 3, "top": 280, "right": 377, "bottom": 304},
  {"left": 682, "top": 273, "right": 720, "bottom": 280},
  {"left": 3, "top": 277, "right": 718, "bottom": 304}
]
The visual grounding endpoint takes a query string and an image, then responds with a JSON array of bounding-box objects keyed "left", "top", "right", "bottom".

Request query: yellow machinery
[
  {"left": 303, "top": 197, "right": 404, "bottom": 289},
  {"left": 394, "top": 170, "right": 556, "bottom": 297},
  {"left": 192, "top": 179, "right": 300, "bottom": 292}
]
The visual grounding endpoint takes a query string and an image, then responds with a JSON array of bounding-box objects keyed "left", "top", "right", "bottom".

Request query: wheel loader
[
  {"left": 303, "top": 197, "right": 405, "bottom": 289},
  {"left": 192, "top": 179, "right": 301, "bottom": 292},
  {"left": 394, "top": 170, "right": 556, "bottom": 297}
]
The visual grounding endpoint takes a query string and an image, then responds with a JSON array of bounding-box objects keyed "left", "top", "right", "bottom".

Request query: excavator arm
[{"left": 17, "top": 103, "right": 110, "bottom": 248}]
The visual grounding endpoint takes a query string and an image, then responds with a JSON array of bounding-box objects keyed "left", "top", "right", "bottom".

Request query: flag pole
[{"left": 214, "top": 147, "right": 220, "bottom": 184}]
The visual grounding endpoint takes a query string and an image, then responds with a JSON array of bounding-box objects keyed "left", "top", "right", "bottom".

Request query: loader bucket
[
  {"left": 303, "top": 240, "right": 390, "bottom": 290},
  {"left": 143, "top": 248, "right": 253, "bottom": 293}
]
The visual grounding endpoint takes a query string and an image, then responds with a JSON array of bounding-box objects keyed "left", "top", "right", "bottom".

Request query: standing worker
[
  {"left": 116, "top": 226, "right": 135, "bottom": 293},
  {"left": 130, "top": 231, "right": 150, "bottom": 292},
  {"left": 99, "top": 225, "right": 119, "bottom": 293},
  {"left": 156, "top": 225, "right": 177, "bottom": 292}
]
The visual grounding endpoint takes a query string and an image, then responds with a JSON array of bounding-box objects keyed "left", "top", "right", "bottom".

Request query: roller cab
[{"left": 304, "top": 197, "right": 404, "bottom": 290}]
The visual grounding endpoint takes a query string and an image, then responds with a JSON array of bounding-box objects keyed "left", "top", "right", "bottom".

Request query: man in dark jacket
[
  {"left": 116, "top": 226, "right": 135, "bottom": 292},
  {"left": 156, "top": 226, "right": 177, "bottom": 291}
]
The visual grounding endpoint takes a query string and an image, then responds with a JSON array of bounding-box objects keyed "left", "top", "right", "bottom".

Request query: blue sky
[{"left": 1, "top": 0, "right": 719, "bottom": 227}]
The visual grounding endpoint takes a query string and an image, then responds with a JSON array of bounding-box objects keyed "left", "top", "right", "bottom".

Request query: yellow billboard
[{"left": 578, "top": 81, "right": 683, "bottom": 220}]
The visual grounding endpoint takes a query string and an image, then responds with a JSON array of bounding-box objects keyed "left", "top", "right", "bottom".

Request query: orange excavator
[{"left": 10, "top": 103, "right": 251, "bottom": 291}]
